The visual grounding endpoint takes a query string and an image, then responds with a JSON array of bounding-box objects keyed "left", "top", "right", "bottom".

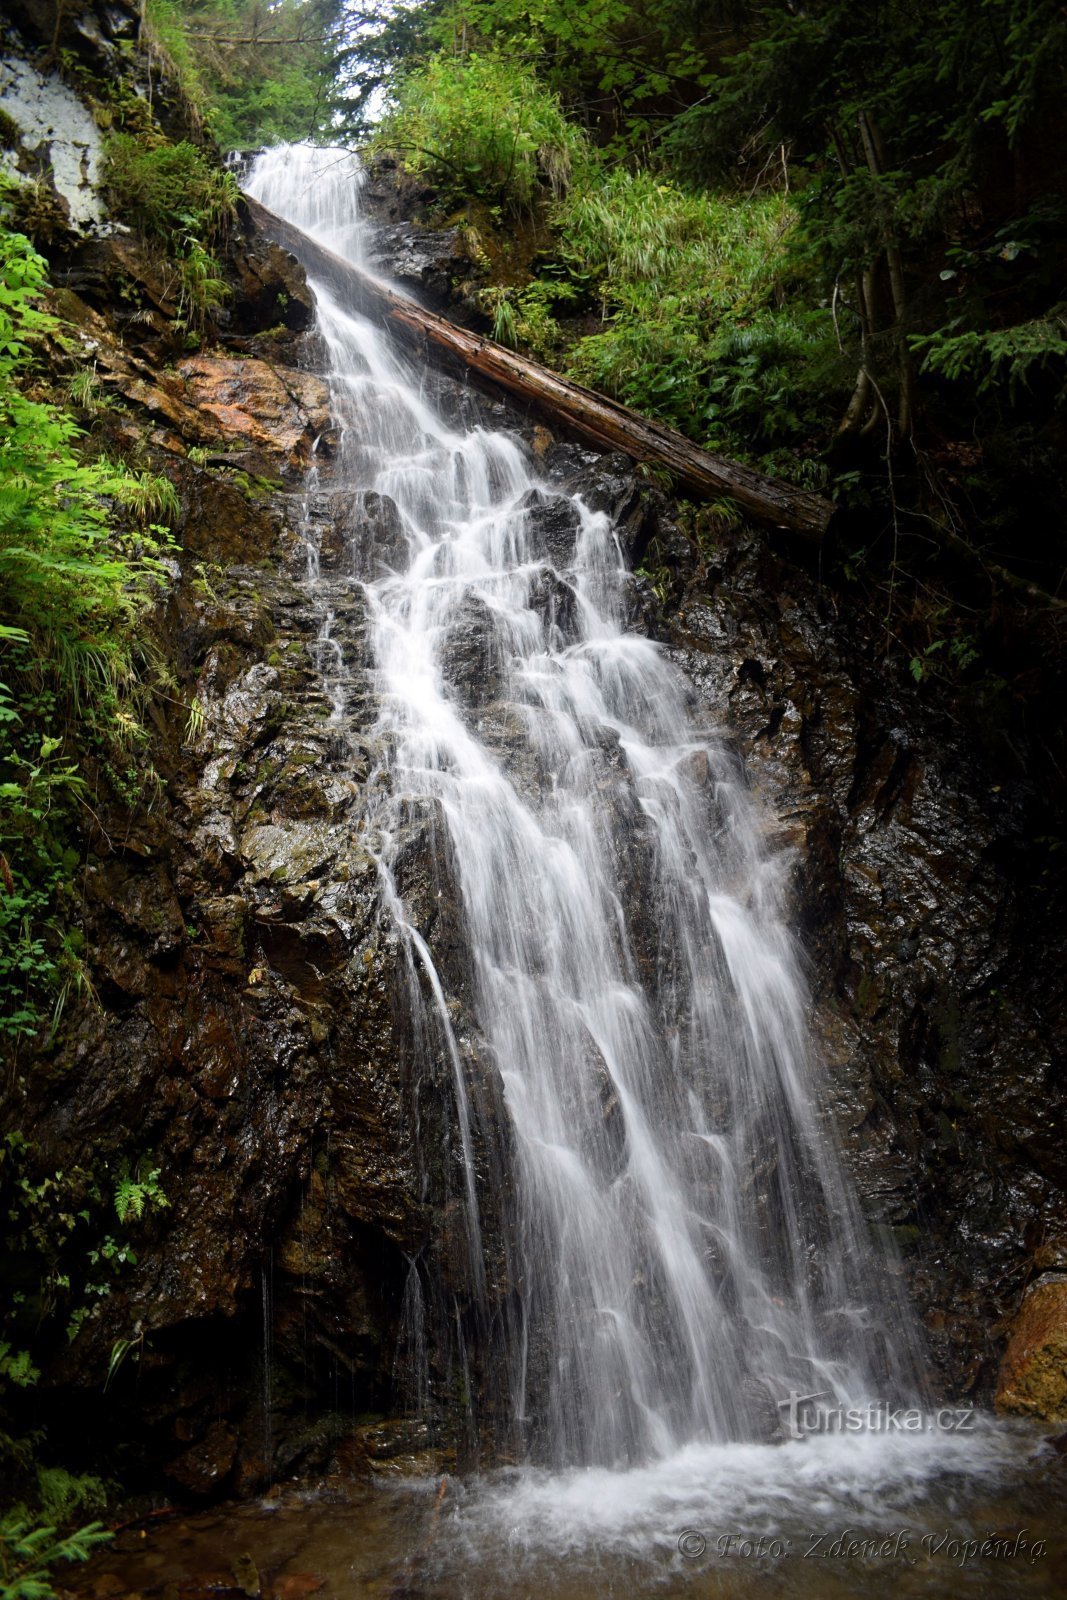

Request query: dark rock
[
  {"left": 227, "top": 210, "right": 315, "bottom": 337},
  {"left": 520, "top": 487, "right": 581, "bottom": 569},
  {"left": 528, "top": 567, "right": 580, "bottom": 644},
  {"left": 368, "top": 222, "right": 465, "bottom": 304},
  {"left": 166, "top": 1419, "right": 238, "bottom": 1495},
  {"left": 564, "top": 452, "right": 653, "bottom": 561},
  {"left": 659, "top": 528, "right": 1067, "bottom": 1401},
  {"left": 439, "top": 594, "right": 505, "bottom": 708}
]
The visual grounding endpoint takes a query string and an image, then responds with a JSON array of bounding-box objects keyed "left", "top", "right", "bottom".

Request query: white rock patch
[{"left": 0, "top": 52, "right": 106, "bottom": 229}]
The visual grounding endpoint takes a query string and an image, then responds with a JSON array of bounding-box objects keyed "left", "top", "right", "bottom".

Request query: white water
[{"left": 245, "top": 144, "right": 922, "bottom": 1470}]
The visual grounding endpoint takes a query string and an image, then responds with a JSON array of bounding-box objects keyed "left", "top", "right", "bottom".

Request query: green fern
[
  {"left": 112, "top": 1164, "right": 168, "bottom": 1225},
  {"left": 0, "top": 1513, "right": 111, "bottom": 1600}
]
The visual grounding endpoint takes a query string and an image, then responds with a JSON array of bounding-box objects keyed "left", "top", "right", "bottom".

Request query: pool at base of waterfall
[{"left": 69, "top": 1422, "right": 1064, "bottom": 1599}]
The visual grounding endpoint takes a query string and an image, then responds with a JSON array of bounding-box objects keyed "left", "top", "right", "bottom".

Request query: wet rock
[
  {"left": 520, "top": 487, "right": 581, "bottom": 569},
  {"left": 241, "top": 820, "right": 339, "bottom": 887},
  {"left": 528, "top": 566, "right": 580, "bottom": 644},
  {"left": 439, "top": 594, "right": 505, "bottom": 709},
  {"left": 995, "top": 1275, "right": 1067, "bottom": 1421},
  {"left": 227, "top": 208, "right": 315, "bottom": 336},
  {"left": 166, "top": 1419, "right": 238, "bottom": 1495},
  {"left": 354, "top": 1417, "right": 432, "bottom": 1460},
  {"left": 84, "top": 860, "right": 185, "bottom": 956},
  {"left": 232, "top": 1553, "right": 261, "bottom": 1596},
  {"left": 564, "top": 452, "right": 652, "bottom": 560},
  {"left": 369, "top": 222, "right": 465, "bottom": 303},
  {"left": 739, "top": 1376, "right": 785, "bottom": 1442},
  {"left": 660, "top": 527, "right": 1067, "bottom": 1400},
  {"left": 173, "top": 461, "right": 290, "bottom": 565},
  {"left": 178, "top": 357, "right": 330, "bottom": 464},
  {"left": 314, "top": 490, "right": 407, "bottom": 576},
  {"left": 273, "top": 1576, "right": 326, "bottom": 1600}
]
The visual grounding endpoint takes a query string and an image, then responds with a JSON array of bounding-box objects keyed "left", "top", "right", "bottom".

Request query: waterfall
[{"left": 245, "top": 143, "right": 919, "bottom": 1469}]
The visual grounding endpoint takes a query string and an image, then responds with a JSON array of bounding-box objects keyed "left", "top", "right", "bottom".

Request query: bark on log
[{"left": 244, "top": 196, "right": 834, "bottom": 540}]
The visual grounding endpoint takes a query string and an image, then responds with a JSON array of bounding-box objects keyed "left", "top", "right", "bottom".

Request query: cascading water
[{"left": 245, "top": 143, "right": 920, "bottom": 1470}]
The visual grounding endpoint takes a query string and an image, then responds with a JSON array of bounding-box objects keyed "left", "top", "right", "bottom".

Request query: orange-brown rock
[
  {"left": 178, "top": 355, "right": 331, "bottom": 464},
  {"left": 995, "top": 1274, "right": 1067, "bottom": 1421}
]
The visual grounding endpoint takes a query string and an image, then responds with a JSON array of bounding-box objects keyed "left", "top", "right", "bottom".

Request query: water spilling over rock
[{"left": 245, "top": 143, "right": 920, "bottom": 1467}]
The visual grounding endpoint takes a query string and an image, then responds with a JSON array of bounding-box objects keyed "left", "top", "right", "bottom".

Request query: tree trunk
[
  {"left": 244, "top": 197, "right": 834, "bottom": 541},
  {"left": 857, "top": 110, "right": 914, "bottom": 437}
]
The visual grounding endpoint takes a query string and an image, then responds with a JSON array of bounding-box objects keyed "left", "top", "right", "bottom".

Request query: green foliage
[
  {"left": 0, "top": 730, "right": 85, "bottom": 1043},
  {"left": 142, "top": 0, "right": 211, "bottom": 117},
  {"left": 375, "top": 49, "right": 590, "bottom": 214},
  {"left": 372, "top": 37, "right": 847, "bottom": 469},
  {"left": 479, "top": 279, "right": 578, "bottom": 361},
  {"left": 554, "top": 168, "right": 843, "bottom": 464},
  {"left": 1, "top": 1131, "right": 167, "bottom": 1339},
  {"left": 172, "top": 0, "right": 347, "bottom": 148},
  {"left": 102, "top": 133, "right": 236, "bottom": 326},
  {"left": 0, "top": 1348, "right": 36, "bottom": 1394},
  {"left": 0, "top": 1142, "right": 158, "bottom": 1594},
  {"left": 0, "top": 110, "right": 20, "bottom": 152},
  {"left": 0, "top": 229, "right": 174, "bottom": 702},
  {"left": 113, "top": 1164, "right": 168, "bottom": 1226},
  {"left": 664, "top": 1, "right": 1067, "bottom": 408},
  {"left": 912, "top": 312, "right": 1067, "bottom": 402},
  {"left": 0, "top": 227, "right": 175, "bottom": 1043},
  {"left": 0, "top": 1514, "right": 110, "bottom": 1600},
  {"left": 557, "top": 168, "right": 789, "bottom": 310},
  {"left": 34, "top": 1470, "right": 107, "bottom": 1529},
  {"left": 103, "top": 132, "right": 237, "bottom": 246},
  {"left": 418, "top": 0, "right": 721, "bottom": 151}
]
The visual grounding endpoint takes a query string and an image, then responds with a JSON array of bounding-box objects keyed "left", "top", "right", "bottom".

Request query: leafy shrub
[
  {"left": 912, "top": 312, "right": 1067, "bottom": 402},
  {"left": 0, "top": 226, "right": 175, "bottom": 1041},
  {"left": 161, "top": 0, "right": 341, "bottom": 150},
  {"left": 479, "top": 278, "right": 580, "bottom": 361},
  {"left": 555, "top": 169, "right": 847, "bottom": 463},
  {"left": 374, "top": 50, "right": 590, "bottom": 214},
  {"left": 556, "top": 169, "right": 792, "bottom": 314},
  {"left": 142, "top": 0, "right": 209, "bottom": 109},
  {"left": 0, "top": 231, "right": 174, "bottom": 710},
  {"left": 103, "top": 132, "right": 236, "bottom": 244}
]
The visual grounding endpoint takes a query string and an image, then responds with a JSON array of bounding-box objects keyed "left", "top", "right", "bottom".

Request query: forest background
[{"left": 163, "top": 0, "right": 1067, "bottom": 612}]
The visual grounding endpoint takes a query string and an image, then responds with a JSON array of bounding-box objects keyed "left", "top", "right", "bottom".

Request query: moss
[
  {"left": 855, "top": 970, "right": 878, "bottom": 1015},
  {"left": 0, "top": 107, "right": 22, "bottom": 149},
  {"left": 4, "top": 178, "right": 72, "bottom": 246}
]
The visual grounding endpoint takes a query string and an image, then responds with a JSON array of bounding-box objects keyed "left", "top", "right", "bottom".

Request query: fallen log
[{"left": 244, "top": 196, "right": 834, "bottom": 540}]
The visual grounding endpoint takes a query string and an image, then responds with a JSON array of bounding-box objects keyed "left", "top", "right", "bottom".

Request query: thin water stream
[{"left": 73, "top": 143, "right": 1059, "bottom": 1597}]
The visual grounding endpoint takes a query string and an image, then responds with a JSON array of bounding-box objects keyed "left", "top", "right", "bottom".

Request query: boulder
[
  {"left": 995, "top": 1275, "right": 1067, "bottom": 1421},
  {"left": 178, "top": 356, "right": 330, "bottom": 464}
]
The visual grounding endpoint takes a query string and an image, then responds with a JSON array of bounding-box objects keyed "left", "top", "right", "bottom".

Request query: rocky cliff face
[
  {"left": 638, "top": 509, "right": 1067, "bottom": 1403},
  {"left": 2, "top": 2, "right": 1065, "bottom": 1507}
]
